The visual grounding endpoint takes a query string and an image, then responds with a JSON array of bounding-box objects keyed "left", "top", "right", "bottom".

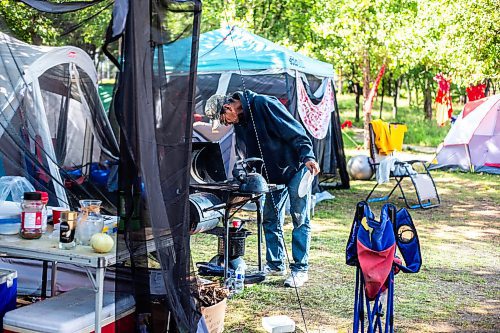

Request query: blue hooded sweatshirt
[{"left": 232, "top": 90, "right": 315, "bottom": 185}]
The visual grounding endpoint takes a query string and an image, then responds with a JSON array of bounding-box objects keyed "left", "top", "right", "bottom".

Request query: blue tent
[
  {"left": 163, "top": 26, "right": 333, "bottom": 77},
  {"left": 167, "top": 27, "right": 349, "bottom": 189}
]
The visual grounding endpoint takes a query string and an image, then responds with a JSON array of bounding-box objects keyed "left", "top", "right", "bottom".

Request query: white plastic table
[{"left": 0, "top": 231, "right": 120, "bottom": 333}]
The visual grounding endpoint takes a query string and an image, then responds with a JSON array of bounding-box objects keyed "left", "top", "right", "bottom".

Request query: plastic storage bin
[
  {"left": 0, "top": 269, "right": 17, "bottom": 328},
  {"left": 3, "top": 288, "right": 135, "bottom": 333}
]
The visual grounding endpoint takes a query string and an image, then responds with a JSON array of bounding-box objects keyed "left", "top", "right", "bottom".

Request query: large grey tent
[
  {"left": 164, "top": 26, "right": 349, "bottom": 188},
  {"left": 0, "top": 31, "right": 120, "bottom": 297},
  {"left": 0, "top": 32, "right": 119, "bottom": 207}
]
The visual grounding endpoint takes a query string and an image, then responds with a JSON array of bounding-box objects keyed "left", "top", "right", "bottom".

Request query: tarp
[
  {"left": 430, "top": 94, "right": 500, "bottom": 174},
  {"left": 164, "top": 26, "right": 334, "bottom": 77}
]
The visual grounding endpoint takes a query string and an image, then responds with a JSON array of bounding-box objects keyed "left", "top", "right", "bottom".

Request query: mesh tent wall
[
  {"left": 164, "top": 26, "right": 349, "bottom": 188},
  {"left": 0, "top": 31, "right": 119, "bottom": 208},
  {"left": 2, "top": 0, "right": 203, "bottom": 331},
  {"left": 430, "top": 94, "right": 500, "bottom": 174},
  {"left": 108, "top": 0, "right": 203, "bottom": 331}
]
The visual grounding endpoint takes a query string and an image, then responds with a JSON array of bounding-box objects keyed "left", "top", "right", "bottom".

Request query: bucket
[{"left": 217, "top": 228, "right": 251, "bottom": 258}]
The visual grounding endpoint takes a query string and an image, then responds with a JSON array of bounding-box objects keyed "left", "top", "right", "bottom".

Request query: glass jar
[
  {"left": 20, "top": 192, "right": 43, "bottom": 239},
  {"left": 59, "top": 211, "right": 78, "bottom": 250},
  {"left": 75, "top": 200, "right": 104, "bottom": 246}
]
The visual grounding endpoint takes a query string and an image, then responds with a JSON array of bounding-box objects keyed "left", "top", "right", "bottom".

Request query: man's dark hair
[{"left": 231, "top": 91, "right": 242, "bottom": 100}]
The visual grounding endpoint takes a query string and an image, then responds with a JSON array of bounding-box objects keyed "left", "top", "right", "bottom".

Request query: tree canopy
[{"left": 1, "top": 0, "right": 497, "bottom": 122}]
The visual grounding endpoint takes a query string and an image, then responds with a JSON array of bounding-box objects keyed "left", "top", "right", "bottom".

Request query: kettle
[{"left": 233, "top": 158, "right": 269, "bottom": 194}]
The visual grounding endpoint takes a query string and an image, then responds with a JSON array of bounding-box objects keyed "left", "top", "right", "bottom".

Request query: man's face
[{"left": 220, "top": 98, "right": 242, "bottom": 125}]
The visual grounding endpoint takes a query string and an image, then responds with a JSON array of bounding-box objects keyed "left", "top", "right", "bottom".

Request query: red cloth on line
[
  {"left": 433, "top": 73, "right": 453, "bottom": 126},
  {"left": 363, "top": 64, "right": 386, "bottom": 116},
  {"left": 341, "top": 120, "right": 352, "bottom": 129},
  {"left": 466, "top": 83, "right": 486, "bottom": 102}
]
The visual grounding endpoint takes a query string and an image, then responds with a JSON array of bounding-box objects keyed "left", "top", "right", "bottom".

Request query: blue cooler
[{"left": 0, "top": 269, "right": 17, "bottom": 327}]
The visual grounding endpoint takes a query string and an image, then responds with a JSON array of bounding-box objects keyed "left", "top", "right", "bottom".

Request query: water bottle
[
  {"left": 224, "top": 271, "right": 235, "bottom": 295},
  {"left": 234, "top": 265, "right": 245, "bottom": 294}
]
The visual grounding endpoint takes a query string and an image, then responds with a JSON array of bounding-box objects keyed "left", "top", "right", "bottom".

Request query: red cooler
[{"left": 3, "top": 288, "right": 135, "bottom": 333}]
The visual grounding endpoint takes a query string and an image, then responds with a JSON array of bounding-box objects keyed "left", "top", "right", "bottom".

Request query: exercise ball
[{"left": 347, "top": 155, "right": 374, "bottom": 180}]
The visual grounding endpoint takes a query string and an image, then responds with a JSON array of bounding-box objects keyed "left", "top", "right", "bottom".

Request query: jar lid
[
  {"left": 23, "top": 192, "right": 41, "bottom": 200},
  {"left": 60, "top": 211, "right": 78, "bottom": 221},
  {"left": 35, "top": 191, "right": 49, "bottom": 204}
]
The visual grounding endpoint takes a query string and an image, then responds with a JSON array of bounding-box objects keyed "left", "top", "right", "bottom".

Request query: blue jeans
[{"left": 262, "top": 167, "right": 311, "bottom": 272}]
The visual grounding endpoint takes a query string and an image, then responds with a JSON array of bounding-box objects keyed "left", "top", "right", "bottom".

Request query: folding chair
[
  {"left": 346, "top": 201, "right": 422, "bottom": 333},
  {"left": 366, "top": 122, "right": 440, "bottom": 209}
]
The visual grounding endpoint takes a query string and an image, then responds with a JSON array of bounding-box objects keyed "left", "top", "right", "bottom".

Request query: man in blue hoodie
[{"left": 205, "top": 90, "right": 320, "bottom": 288}]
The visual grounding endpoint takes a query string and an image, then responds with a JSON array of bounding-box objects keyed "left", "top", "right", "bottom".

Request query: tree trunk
[
  {"left": 362, "top": 51, "right": 371, "bottom": 148},
  {"left": 338, "top": 67, "right": 343, "bottom": 95},
  {"left": 354, "top": 83, "right": 361, "bottom": 122},
  {"left": 459, "top": 94, "right": 467, "bottom": 104},
  {"left": 388, "top": 72, "right": 393, "bottom": 97},
  {"left": 415, "top": 78, "right": 419, "bottom": 106},
  {"left": 406, "top": 78, "right": 412, "bottom": 106},
  {"left": 485, "top": 78, "right": 491, "bottom": 96},
  {"left": 379, "top": 77, "right": 385, "bottom": 118},
  {"left": 424, "top": 77, "right": 433, "bottom": 120},
  {"left": 392, "top": 77, "right": 401, "bottom": 119}
]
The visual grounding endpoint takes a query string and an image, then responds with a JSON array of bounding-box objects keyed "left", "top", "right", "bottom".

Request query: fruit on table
[{"left": 90, "top": 232, "right": 114, "bottom": 253}]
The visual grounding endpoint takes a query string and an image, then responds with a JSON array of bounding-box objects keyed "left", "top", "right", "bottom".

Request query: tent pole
[{"left": 465, "top": 144, "right": 474, "bottom": 172}]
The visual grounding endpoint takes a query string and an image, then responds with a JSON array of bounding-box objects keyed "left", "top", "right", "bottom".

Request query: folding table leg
[
  {"left": 41, "top": 261, "right": 48, "bottom": 298},
  {"left": 95, "top": 267, "right": 105, "bottom": 333},
  {"left": 256, "top": 198, "right": 263, "bottom": 271},
  {"left": 223, "top": 208, "right": 231, "bottom": 283},
  {"left": 85, "top": 266, "right": 106, "bottom": 333},
  {"left": 50, "top": 261, "right": 58, "bottom": 297}
]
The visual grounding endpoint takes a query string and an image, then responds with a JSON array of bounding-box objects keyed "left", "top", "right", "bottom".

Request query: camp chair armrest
[
  {"left": 405, "top": 159, "right": 426, "bottom": 164},
  {"left": 405, "top": 159, "right": 432, "bottom": 168}
]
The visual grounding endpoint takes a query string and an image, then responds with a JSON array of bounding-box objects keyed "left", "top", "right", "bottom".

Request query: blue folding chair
[{"left": 346, "top": 201, "right": 422, "bottom": 333}]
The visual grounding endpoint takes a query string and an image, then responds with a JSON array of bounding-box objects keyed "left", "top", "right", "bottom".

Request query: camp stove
[{"left": 189, "top": 145, "right": 282, "bottom": 280}]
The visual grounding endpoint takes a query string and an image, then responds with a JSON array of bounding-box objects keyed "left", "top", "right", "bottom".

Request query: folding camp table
[{"left": 0, "top": 228, "right": 161, "bottom": 333}]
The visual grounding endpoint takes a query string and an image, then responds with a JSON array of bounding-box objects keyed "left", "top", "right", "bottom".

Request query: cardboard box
[{"left": 201, "top": 298, "right": 227, "bottom": 333}]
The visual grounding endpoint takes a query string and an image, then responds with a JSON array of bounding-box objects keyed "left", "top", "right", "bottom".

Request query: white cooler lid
[
  {"left": 0, "top": 268, "right": 17, "bottom": 284},
  {"left": 3, "top": 288, "right": 135, "bottom": 333}
]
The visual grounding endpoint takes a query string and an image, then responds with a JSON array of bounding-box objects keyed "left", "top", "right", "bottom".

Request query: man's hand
[{"left": 305, "top": 160, "right": 320, "bottom": 176}]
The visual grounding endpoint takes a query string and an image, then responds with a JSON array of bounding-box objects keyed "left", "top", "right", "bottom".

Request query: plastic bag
[{"left": 0, "top": 176, "right": 35, "bottom": 204}]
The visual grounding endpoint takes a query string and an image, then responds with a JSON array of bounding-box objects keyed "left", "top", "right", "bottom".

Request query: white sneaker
[
  {"left": 263, "top": 264, "right": 287, "bottom": 276},
  {"left": 284, "top": 271, "right": 309, "bottom": 288}
]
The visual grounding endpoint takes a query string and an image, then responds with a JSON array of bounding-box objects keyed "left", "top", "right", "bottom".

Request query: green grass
[
  {"left": 191, "top": 170, "right": 500, "bottom": 332},
  {"left": 336, "top": 94, "right": 461, "bottom": 147}
]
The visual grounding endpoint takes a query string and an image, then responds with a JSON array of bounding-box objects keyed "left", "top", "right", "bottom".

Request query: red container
[{"left": 51, "top": 207, "right": 69, "bottom": 225}]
